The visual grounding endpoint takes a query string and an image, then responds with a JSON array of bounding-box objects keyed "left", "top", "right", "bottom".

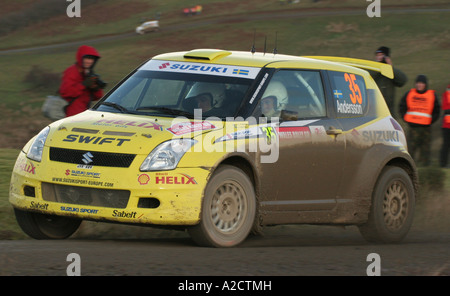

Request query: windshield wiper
[
  {"left": 137, "top": 106, "right": 194, "bottom": 117},
  {"left": 97, "top": 102, "right": 130, "bottom": 113}
]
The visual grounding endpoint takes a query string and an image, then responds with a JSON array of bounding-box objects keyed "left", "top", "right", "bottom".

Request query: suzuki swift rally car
[{"left": 10, "top": 49, "right": 417, "bottom": 247}]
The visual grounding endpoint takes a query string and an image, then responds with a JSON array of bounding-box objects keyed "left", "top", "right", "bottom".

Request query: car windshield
[{"left": 95, "top": 60, "right": 259, "bottom": 119}]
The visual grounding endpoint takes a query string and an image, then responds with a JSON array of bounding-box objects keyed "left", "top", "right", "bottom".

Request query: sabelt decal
[
  {"left": 112, "top": 210, "right": 143, "bottom": 219},
  {"left": 30, "top": 201, "right": 49, "bottom": 211},
  {"left": 141, "top": 60, "right": 261, "bottom": 79},
  {"left": 167, "top": 121, "right": 215, "bottom": 135}
]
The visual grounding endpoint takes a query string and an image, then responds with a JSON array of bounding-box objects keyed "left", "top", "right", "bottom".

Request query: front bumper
[{"left": 9, "top": 151, "right": 209, "bottom": 226}]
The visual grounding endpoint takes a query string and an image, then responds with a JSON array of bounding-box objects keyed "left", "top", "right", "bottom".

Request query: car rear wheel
[
  {"left": 188, "top": 165, "right": 256, "bottom": 247},
  {"left": 14, "top": 208, "right": 82, "bottom": 239},
  {"left": 359, "top": 166, "right": 415, "bottom": 243}
]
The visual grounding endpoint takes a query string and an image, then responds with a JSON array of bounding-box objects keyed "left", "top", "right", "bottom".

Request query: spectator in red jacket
[
  {"left": 440, "top": 84, "right": 450, "bottom": 168},
  {"left": 59, "top": 45, "right": 106, "bottom": 117}
]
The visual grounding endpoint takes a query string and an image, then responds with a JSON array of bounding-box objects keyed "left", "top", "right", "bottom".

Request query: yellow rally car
[{"left": 10, "top": 49, "right": 417, "bottom": 247}]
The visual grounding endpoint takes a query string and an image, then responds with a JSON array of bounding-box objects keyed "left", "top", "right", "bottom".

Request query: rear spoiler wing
[{"left": 303, "top": 56, "right": 394, "bottom": 79}]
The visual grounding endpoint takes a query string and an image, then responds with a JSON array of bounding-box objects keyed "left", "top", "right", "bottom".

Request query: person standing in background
[
  {"left": 371, "top": 46, "right": 408, "bottom": 117},
  {"left": 399, "top": 74, "right": 440, "bottom": 166},
  {"left": 440, "top": 84, "right": 450, "bottom": 168},
  {"left": 59, "top": 45, "right": 106, "bottom": 117}
]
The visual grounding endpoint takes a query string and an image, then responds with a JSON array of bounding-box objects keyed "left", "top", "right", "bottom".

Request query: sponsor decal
[
  {"left": 155, "top": 173, "right": 197, "bottom": 185},
  {"left": 61, "top": 206, "right": 99, "bottom": 214},
  {"left": 215, "top": 122, "right": 321, "bottom": 144},
  {"left": 93, "top": 119, "right": 163, "bottom": 131},
  {"left": 30, "top": 201, "right": 49, "bottom": 210},
  {"left": 351, "top": 128, "right": 361, "bottom": 138},
  {"left": 112, "top": 210, "right": 142, "bottom": 219},
  {"left": 214, "top": 126, "right": 262, "bottom": 143},
  {"left": 65, "top": 169, "right": 101, "bottom": 179},
  {"left": 309, "top": 125, "right": 327, "bottom": 136},
  {"left": 159, "top": 62, "right": 170, "bottom": 69},
  {"left": 260, "top": 126, "right": 277, "bottom": 145},
  {"left": 52, "top": 177, "right": 114, "bottom": 188},
  {"left": 138, "top": 174, "right": 150, "bottom": 185},
  {"left": 63, "top": 134, "right": 131, "bottom": 146},
  {"left": 167, "top": 121, "right": 215, "bottom": 135},
  {"left": 20, "top": 160, "right": 36, "bottom": 175},
  {"left": 362, "top": 130, "right": 400, "bottom": 142},
  {"left": 141, "top": 60, "right": 261, "bottom": 79},
  {"left": 276, "top": 126, "right": 311, "bottom": 140}
]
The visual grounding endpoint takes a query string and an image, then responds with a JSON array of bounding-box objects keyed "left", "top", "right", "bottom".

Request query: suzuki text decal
[{"left": 141, "top": 60, "right": 261, "bottom": 79}]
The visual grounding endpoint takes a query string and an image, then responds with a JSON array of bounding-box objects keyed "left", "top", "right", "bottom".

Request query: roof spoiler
[
  {"left": 303, "top": 56, "right": 394, "bottom": 79},
  {"left": 184, "top": 49, "right": 232, "bottom": 61}
]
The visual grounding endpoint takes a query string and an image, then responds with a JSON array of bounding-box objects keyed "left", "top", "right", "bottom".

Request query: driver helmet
[
  {"left": 186, "top": 82, "right": 226, "bottom": 108},
  {"left": 261, "top": 80, "right": 288, "bottom": 109}
]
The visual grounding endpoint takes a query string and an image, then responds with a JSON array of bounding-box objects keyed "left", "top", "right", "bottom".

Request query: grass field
[{"left": 0, "top": 0, "right": 449, "bottom": 239}]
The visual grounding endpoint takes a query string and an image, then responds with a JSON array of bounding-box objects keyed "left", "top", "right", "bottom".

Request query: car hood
[{"left": 45, "top": 110, "right": 223, "bottom": 155}]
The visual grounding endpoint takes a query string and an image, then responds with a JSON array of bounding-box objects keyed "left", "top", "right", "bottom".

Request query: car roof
[{"left": 151, "top": 49, "right": 392, "bottom": 78}]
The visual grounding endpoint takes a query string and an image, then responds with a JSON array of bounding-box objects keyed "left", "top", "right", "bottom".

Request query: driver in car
[
  {"left": 260, "top": 81, "right": 288, "bottom": 118},
  {"left": 184, "top": 82, "right": 226, "bottom": 115}
]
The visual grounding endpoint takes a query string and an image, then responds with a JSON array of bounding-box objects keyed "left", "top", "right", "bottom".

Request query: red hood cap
[{"left": 76, "top": 45, "right": 101, "bottom": 67}]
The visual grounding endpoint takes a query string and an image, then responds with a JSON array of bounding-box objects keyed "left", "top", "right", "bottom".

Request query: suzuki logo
[
  {"left": 159, "top": 62, "right": 170, "bottom": 69},
  {"left": 82, "top": 152, "right": 94, "bottom": 164}
]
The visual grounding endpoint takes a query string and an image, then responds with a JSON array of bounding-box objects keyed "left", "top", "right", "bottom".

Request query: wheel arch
[
  {"left": 209, "top": 154, "right": 263, "bottom": 234},
  {"left": 382, "top": 155, "right": 419, "bottom": 196}
]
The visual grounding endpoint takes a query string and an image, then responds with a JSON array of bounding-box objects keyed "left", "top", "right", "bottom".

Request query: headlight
[
  {"left": 27, "top": 126, "right": 50, "bottom": 162},
  {"left": 140, "top": 139, "right": 197, "bottom": 171}
]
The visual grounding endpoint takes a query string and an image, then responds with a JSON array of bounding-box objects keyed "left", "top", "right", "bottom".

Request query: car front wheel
[
  {"left": 359, "top": 166, "right": 415, "bottom": 243},
  {"left": 14, "top": 208, "right": 82, "bottom": 239},
  {"left": 188, "top": 165, "right": 256, "bottom": 247}
]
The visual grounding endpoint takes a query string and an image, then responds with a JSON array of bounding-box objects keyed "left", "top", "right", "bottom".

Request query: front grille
[
  {"left": 49, "top": 147, "right": 136, "bottom": 168},
  {"left": 41, "top": 183, "right": 130, "bottom": 208}
]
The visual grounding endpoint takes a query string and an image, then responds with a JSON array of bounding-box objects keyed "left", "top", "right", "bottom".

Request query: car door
[{"left": 253, "top": 69, "right": 346, "bottom": 212}]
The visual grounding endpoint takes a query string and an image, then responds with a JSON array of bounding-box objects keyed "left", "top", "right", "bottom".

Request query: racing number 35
[{"left": 345, "top": 73, "right": 362, "bottom": 104}]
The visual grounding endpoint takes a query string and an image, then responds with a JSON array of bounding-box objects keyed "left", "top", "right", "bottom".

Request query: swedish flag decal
[{"left": 232, "top": 69, "right": 249, "bottom": 76}]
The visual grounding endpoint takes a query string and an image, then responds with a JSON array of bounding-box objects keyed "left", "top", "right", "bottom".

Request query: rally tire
[
  {"left": 359, "top": 166, "right": 415, "bottom": 243},
  {"left": 188, "top": 165, "right": 256, "bottom": 247},
  {"left": 14, "top": 208, "right": 82, "bottom": 240}
]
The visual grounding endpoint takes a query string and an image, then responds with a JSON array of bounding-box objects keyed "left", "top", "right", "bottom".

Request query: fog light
[
  {"left": 23, "top": 186, "right": 36, "bottom": 197},
  {"left": 138, "top": 198, "right": 160, "bottom": 209}
]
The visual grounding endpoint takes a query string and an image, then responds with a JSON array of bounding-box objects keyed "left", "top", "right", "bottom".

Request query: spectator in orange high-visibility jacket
[{"left": 399, "top": 74, "right": 440, "bottom": 166}]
